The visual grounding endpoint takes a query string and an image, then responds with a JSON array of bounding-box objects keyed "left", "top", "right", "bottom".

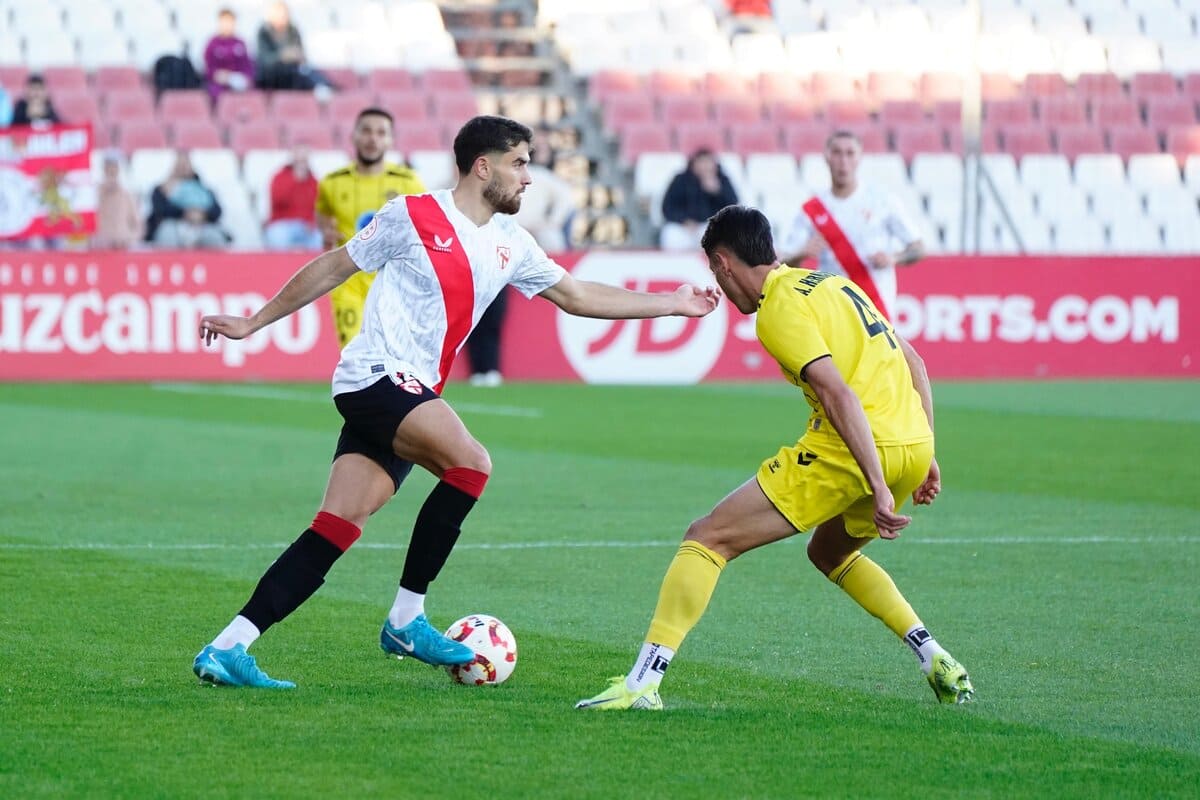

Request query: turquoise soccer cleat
[
  {"left": 192, "top": 644, "right": 296, "bottom": 689},
  {"left": 927, "top": 653, "right": 975, "bottom": 704},
  {"left": 575, "top": 677, "right": 664, "bottom": 711},
  {"left": 380, "top": 614, "right": 475, "bottom": 666}
]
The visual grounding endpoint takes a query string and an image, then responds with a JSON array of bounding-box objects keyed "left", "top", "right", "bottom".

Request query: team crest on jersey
[
  {"left": 391, "top": 371, "right": 424, "bottom": 394},
  {"left": 358, "top": 216, "right": 380, "bottom": 241},
  {"left": 496, "top": 245, "right": 510, "bottom": 270}
]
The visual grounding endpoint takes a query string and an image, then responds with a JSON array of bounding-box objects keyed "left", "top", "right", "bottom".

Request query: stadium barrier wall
[{"left": 0, "top": 251, "right": 1195, "bottom": 381}]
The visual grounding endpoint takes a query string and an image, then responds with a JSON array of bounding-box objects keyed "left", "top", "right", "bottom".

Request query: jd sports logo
[
  {"left": 797, "top": 451, "right": 818, "bottom": 466},
  {"left": 432, "top": 234, "right": 454, "bottom": 253}
]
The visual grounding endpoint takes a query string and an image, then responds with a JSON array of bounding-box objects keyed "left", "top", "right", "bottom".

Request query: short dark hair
[
  {"left": 354, "top": 107, "right": 394, "bottom": 128},
  {"left": 701, "top": 205, "right": 776, "bottom": 267},
  {"left": 26, "top": 73, "right": 45, "bottom": 86},
  {"left": 218, "top": 7, "right": 236, "bottom": 18},
  {"left": 825, "top": 129, "right": 861, "bottom": 149},
  {"left": 453, "top": 115, "right": 533, "bottom": 175}
]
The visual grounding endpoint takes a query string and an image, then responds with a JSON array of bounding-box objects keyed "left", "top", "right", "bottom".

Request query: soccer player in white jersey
[
  {"left": 191, "top": 116, "right": 721, "bottom": 688},
  {"left": 778, "top": 130, "right": 925, "bottom": 320}
]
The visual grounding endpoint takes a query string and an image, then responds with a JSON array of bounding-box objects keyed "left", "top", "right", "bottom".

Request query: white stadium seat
[
  {"left": 1107, "top": 215, "right": 1163, "bottom": 253},
  {"left": 1127, "top": 154, "right": 1183, "bottom": 191},
  {"left": 1090, "top": 184, "right": 1145, "bottom": 226},
  {"left": 634, "top": 152, "right": 686, "bottom": 227},
  {"left": 1074, "top": 154, "right": 1127, "bottom": 195},
  {"left": 409, "top": 150, "right": 457, "bottom": 191},
  {"left": 1035, "top": 185, "right": 1091, "bottom": 228},
  {"left": 1053, "top": 216, "right": 1107, "bottom": 253},
  {"left": 1020, "top": 154, "right": 1074, "bottom": 199}
]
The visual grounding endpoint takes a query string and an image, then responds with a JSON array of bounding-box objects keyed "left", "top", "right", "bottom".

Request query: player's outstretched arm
[
  {"left": 200, "top": 247, "right": 359, "bottom": 344},
  {"left": 805, "top": 356, "right": 911, "bottom": 538},
  {"left": 538, "top": 272, "right": 719, "bottom": 319}
]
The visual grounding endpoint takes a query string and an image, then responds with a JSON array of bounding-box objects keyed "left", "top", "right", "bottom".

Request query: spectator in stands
[
  {"left": 204, "top": 8, "right": 256, "bottom": 105},
  {"left": 256, "top": 1, "right": 332, "bottom": 97},
  {"left": 777, "top": 130, "right": 924, "bottom": 320},
  {"left": 93, "top": 152, "right": 143, "bottom": 250},
  {"left": 263, "top": 147, "right": 322, "bottom": 250},
  {"left": 659, "top": 148, "right": 739, "bottom": 251},
  {"left": 721, "top": 0, "right": 776, "bottom": 34},
  {"left": 145, "top": 151, "right": 228, "bottom": 249},
  {"left": 0, "top": 85, "right": 12, "bottom": 128},
  {"left": 11, "top": 74, "right": 61, "bottom": 127},
  {"left": 514, "top": 128, "right": 575, "bottom": 252}
]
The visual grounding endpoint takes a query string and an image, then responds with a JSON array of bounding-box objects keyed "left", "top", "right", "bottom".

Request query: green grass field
[{"left": 1, "top": 380, "right": 1197, "bottom": 799}]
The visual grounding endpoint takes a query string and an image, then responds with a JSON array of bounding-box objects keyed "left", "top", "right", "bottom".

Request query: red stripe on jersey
[
  {"left": 405, "top": 194, "right": 476, "bottom": 392},
  {"left": 802, "top": 196, "right": 890, "bottom": 320}
]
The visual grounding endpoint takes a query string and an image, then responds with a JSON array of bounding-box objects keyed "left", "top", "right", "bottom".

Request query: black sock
[
  {"left": 398, "top": 481, "right": 478, "bottom": 594},
  {"left": 239, "top": 529, "right": 344, "bottom": 634}
]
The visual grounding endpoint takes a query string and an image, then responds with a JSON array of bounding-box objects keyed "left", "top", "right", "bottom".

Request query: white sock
[
  {"left": 626, "top": 642, "right": 674, "bottom": 691},
  {"left": 212, "top": 615, "right": 261, "bottom": 651},
  {"left": 903, "top": 624, "right": 947, "bottom": 675},
  {"left": 388, "top": 587, "right": 425, "bottom": 628}
]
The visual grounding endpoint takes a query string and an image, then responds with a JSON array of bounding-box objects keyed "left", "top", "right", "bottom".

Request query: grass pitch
[{"left": 1, "top": 380, "right": 1197, "bottom": 798}]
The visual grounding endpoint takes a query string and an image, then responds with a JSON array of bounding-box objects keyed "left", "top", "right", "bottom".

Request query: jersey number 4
[{"left": 841, "top": 286, "right": 896, "bottom": 349}]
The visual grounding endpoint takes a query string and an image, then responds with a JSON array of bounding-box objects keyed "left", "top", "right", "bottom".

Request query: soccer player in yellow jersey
[
  {"left": 577, "top": 205, "right": 974, "bottom": 711},
  {"left": 317, "top": 107, "right": 426, "bottom": 347}
]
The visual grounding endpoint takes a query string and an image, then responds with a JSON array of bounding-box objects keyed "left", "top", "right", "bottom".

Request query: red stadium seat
[
  {"left": 866, "top": 72, "right": 916, "bottom": 105},
  {"left": 932, "top": 100, "right": 961, "bottom": 126},
  {"left": 171, "top": 121, "right": 223, "bottom": 149},
  {"left": 618, "top": 122, "right": 671, "bottom": 163},
  {"left": 104, "top": 88, "right": 155, "bottom": 120},
  {"left": 712, "top": 99, "right": 764, "bottom": 126},
  {"left": 603, "top": 93, "right": 656, "bottom": 132},
  {"left": 1023, "top": 73, "right": 1070, "bottom": 97},
  {"left": 784, "top": 123, "right": 829, "bottom": 157},
  {"left": 704, "top": 72, "right": 755, "bottom": 100},
  {"left": 764, "top": 96, "right": 815, "bottom": 124},
  {"left": 811, "top": 71, "right": 858, "bottom": 103},
  {"left": 1001, "top": 124, "right": 1054, "bottom": 158},
  {"left": 93, "top": 67, "right": 141, "bottom": 92},
  {"left": 1039, "top": 96, "right": 1087, "bottom": 126},
  {"left": 1108, "top": 125, "right": 1161, "bottom": 160},
  {"left": 648, "top": 70, "right": 699, "bottom": 97},
  {"left": 674, "top": 122, "right": 727, "bottom": 155},
  {"left": 367, "top": 68, "right": 416, "bottom": 94},
  {"left": 849, "top": 125, "right": 887, "bottom": 153},
  {"left": 115, "top": 119, "right": 168, "bottom": 153},
  {"left": 420, "top": 69, "right": 473, "bottom": 93},
  {"left": 228, "top": 120, "right": 281, "bottom": 155},
  {"left": 428, "top": 92, "right": 479, "bottom": 126},
  {"left": 757, "top": 71, "right": 805, "bottom": 102},
  {"left": 91, "top": 121, "right": 114, "bottom": 149},
  {"left": 1166, "top": 124, "right": 1200, "bottom": 166},
  {"left": 658, "top": 96, "right": 709, "bottom": 125},
  {"left": 270, "top": 92, "right": 322, "bottom": 121},
  {"left": 944, "top": 125, "right": 963, "bottom": 153},
  {"left": 158, "top": 91, "right": 210, "bottom": 122},
  {"left": 1145, "top": 96, "right": 1197, "bottom": 137},
  {"left": 41, "top": 67, "right": 87, "bottom": 92},
  {"left": 326, "top": 91, "right": 376, "bottom": 124},
  {"left": 1075, "top": 73, "right": 1123, "bottom": 100},
  {"left": 1092, "top": 97, "right": 1140, "bottom": 126},
  {"left": 282, "top": 119, "right": 337, "bottom": 149},
  {"left": 320, "top": 68, "right": 361, "bottom": 92},
  {"left": 980, "top": 123, "right": 1004, "bottom": 153},
  {"left": 880, "top": 100, "right": 925, "bottom": 126},
  {"left": 1055, "top": 124, "right": 1106, "bottom": 161},
  {"left": 826, "top": 99, "right": 869, "bottom": 125},
  {"left": 55, "top": 90, "right": 100, "bottom": 125},
  {"left": 392, "top": 123, "right": 446, "bottom": 153},
  {"left": 376, "top": 91, "right": 431, "bottom": 123},
  {"left": 893, "top": 124, "right": 946, "bottom": 161},
  {"left": 590, "top": 69, "right": 642, "bottom": 102},
  {"left": 1130, "top": 72, "right": 1179, "bottom": 101},
  {"left": 1183, "top": 73, "right": 1200, "bottom": 102},
  {"left": 0, "top": 66, "right": 30, "bottom": 93},
  {"left": 729, "top": 123, "right": 783, "bottom": 155},
  {"left": 919, "top": 72, "right": 962, "bottom": 105},
  {"left": 981, "top": 73, "right": 1019, "bottom": 101},
  {"left": 986, "top": 98, "right": 1034, "bottom": 125},
  {"left": 216, "top": 91, "right": 268, "bottom": 125}
]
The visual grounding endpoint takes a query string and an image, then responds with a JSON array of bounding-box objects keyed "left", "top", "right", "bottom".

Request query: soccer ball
[{"left": 443, "top": 614, "right": 518, "bottom": 686}]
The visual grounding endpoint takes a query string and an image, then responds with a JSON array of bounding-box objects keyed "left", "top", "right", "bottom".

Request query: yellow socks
[
  {"left": 827, "top": 551, "right": 920, "bottom": 637},
  {"left": 644, "top": 541, "right": 727, "bottom": 651}
]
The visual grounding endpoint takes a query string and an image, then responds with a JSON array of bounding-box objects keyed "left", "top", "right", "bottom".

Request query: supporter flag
[{"left": 0, "top": 123, "right": 96, "bottom": 240}]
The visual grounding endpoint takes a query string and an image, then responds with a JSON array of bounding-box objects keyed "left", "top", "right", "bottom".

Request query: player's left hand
[
  {"left": 200, "top": 314, "right": 255, "bottom": 345},
  {"left": 868, "top": 251, "right": 895, "bottom": 270},
  {"left": 912, "top": 457, "right": 941, "bottom": 505},
  {"left": 674, "top": 285, "right": 721, "bottom": 317},
  {"left": 873, "top": 487, "right": 911, "bottom": 539}
]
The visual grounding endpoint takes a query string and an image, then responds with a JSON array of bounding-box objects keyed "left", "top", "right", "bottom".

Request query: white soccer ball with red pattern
[{"left": 444, "top": 614, "right": 518, "bottom": 686}]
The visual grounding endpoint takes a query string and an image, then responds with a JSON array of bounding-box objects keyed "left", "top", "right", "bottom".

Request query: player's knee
[
  {"left": 457, "top": 440, "right": 491, "bottom": 475},
  {"left": 683, "top": 516, "right": 739, "bottom": 561}
]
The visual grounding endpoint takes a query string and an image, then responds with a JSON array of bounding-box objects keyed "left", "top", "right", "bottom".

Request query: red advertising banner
[
  {"left": 0, "top": 251, "right": 1195, "bottom": 381},
  {"left": 0, "top": 124, "right": 96, "bottom": 240}
]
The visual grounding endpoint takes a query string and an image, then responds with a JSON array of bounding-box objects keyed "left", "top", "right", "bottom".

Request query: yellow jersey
[
  {"left": 755, "top": 265, "right": 932, "bottom": 447},
  {"left": 315, "top": 162, "right": 426, "bottom": 244}
]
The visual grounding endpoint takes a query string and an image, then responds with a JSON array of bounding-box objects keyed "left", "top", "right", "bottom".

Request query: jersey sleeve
[
  {"left": 343, "top": 197, "right": 415, "bottom": 274},
  {"left": 778, "top": 208, "right": 814, "bottom": 258},
  {"left": 883, "top": 193, "right": 920, "bottom": 244},
  {"left": 508, "top": 227, "right": 567, "bottom": 298},
  {"left": 756, "top": 288, "right": 830, "bottom": 383}
]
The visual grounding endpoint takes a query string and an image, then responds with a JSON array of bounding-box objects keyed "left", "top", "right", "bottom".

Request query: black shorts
[{"left": 333, "top": 374, "right": 439, "bottom": 492}]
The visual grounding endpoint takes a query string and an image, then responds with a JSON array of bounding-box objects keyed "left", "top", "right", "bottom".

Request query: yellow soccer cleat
[
  {"left": 927, "top": 653, "right": 975, "bottom": 704},
  {"left": 575, "top": 676, "right": 664, "bottom": 711}
]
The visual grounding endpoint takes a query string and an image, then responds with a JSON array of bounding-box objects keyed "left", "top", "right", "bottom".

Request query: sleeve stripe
[{"left": 799, "top": 353, "right": 832, "bottom": 381}]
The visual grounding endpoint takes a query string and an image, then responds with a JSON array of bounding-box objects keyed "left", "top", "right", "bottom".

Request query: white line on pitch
[
  {"left": 150, "top": 382, "right": 542, "bottom": 418},
  {"left": 3, "top": 535, "right": 1198, "bottom": 552}
]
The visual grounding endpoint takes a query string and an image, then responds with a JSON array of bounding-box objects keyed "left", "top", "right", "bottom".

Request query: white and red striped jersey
[{"left": 332, "top": 190, "right": 566, "bottom": 396}]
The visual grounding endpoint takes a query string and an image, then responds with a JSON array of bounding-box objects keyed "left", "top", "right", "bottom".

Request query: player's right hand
[
  {"left": 200, "top": 315, "right": 254, "bottom": 345},
  {"left": 912, "top": 457, "right": 941, "bottom": 506},
  {"left": 873, "top": 487, "right": 911, "bottom": 539}
]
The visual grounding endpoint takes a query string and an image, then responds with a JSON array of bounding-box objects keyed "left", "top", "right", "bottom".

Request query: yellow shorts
[
  {"left": 756, "top": 435, "right": 934, "bottom": 538},
  {"left": 330, "top": 271, "right": 376, "bottom": 348}
]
